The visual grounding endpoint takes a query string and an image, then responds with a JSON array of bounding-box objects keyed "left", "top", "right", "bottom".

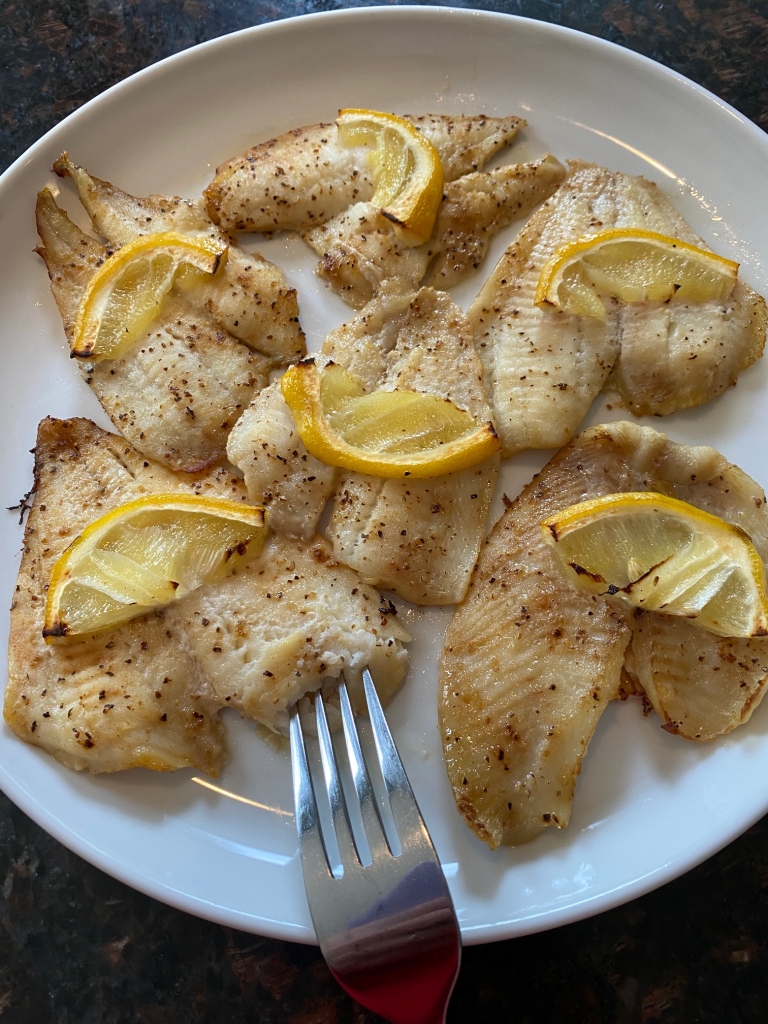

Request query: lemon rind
[
  {"left": 541, "top": 490, "right": 768, "bottom": 637},
  {"left": 71, "top": 231, "right": 228, "bottom": 360},
  {"left": 336, "top": 108, "right": 444, "bottom": 247},
  {"left": 44, "top": 493, "right": 267, "bottom": 640},
  {"left": 534, "top": 227, "right": 739, "bottom": 315},
  {"left": 282, "top": 358, "right": 500, "bottom": 479}
]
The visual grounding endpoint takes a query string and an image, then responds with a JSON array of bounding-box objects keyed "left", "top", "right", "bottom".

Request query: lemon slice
[
  {"left": 541, "top": 491, "right": 768, "bottom": 638},
  {"left": 44, "top": 494, "right": 267, "bottom": 639},
  {"left": 71, "top": 231, "right": 228, "bottom": 360},
  {"left": 281, "top": 359, "right": 500, "bottom": 478},
  {"left": 535, "top": 228, "right": 739, "bottom": 319},
  {"left": 336, "top": 108, "right": 444, "bottom": 246}
]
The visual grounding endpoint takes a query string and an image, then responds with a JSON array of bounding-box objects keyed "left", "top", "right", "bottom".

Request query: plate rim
[{"left": 2, "top": 4, "right": 768, "bottom": 945}]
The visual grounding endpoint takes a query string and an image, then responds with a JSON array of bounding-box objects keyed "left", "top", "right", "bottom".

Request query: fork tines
[{"left": 290, "top": 668, "right": 461, "bottom": 1024}]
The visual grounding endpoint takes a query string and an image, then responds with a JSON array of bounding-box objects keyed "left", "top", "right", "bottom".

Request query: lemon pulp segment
[
  {"left": 535, "top": 228, "right": 739, "bottom": 319},
  {"left": 71, "top": 231, "right": 228, "bottom": 360},
  {"left": 44, "top": 494, "right": 267, "bottom": 638},
  {"left": 336, "top": 109, "right": 444, "bottom": 246},
  {"left": 541, "top": 491, "right": 768, "bottom": 637},
  {"left": 281, "top": 359, "right": 500, "bottom": 478}
]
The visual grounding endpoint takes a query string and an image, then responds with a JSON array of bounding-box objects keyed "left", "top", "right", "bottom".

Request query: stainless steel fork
[{"left": 289, "top": 668, "right": 461, "bottom": 1024}]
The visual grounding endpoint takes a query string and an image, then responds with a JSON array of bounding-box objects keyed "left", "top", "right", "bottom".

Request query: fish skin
[
  {"left": 324, "top": 286, "right": 499, "bottom": 605},
  {"left": 439, "top": 426, "right": 638, "bottom": 848},
  {"left": 305, "top": 155, "right": 566, "bottom": 309},
  {"left": 469, "top": 163, "right": 767, "bottom": 456},
  {"left": 440, "top": 420, "right": 768, "bottom": 848},
  {"left": 54, "top": 153, "right": 305, "bottom": 366},
  {"left": 6, "top": 418, "right": 411, "bottom": 771},
  {"left": 226, "top": 380, "right": 338, "bottom": 540},
  {"left": 36, "top": 189, "right": 267, "bottom": 473},
  {"left": 204, "top": 114, "right": 525, "bottom": 234}
]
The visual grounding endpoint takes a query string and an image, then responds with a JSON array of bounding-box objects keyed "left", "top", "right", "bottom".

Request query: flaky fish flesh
[
  {"left": 54, "top": 154, "right": 305, "bottom": 366},
  {"left": 204, "top": 114, "right": 525, "bottom": 233},
  {"left": 36, "top": 190, "right": 266, "bottom": 472},
  {"left": 305, "top": 154, "right": 566, "bottom": 308},
  {"left": 439, "top": 421, "right": 768, "bottom": 847},
  {"left": 226, "top": 380, "right": 337, "bottom": 541},
  {"left": 470, "top": 162, "right": 767, "bottom": 456},
  {"left": 6, "top": 418, "right": 410, "bottom": 773}
]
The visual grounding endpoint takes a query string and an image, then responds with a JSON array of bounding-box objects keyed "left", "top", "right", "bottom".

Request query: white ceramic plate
[{"left": 2, "top": 6, "right": 768, "bottom": 945}]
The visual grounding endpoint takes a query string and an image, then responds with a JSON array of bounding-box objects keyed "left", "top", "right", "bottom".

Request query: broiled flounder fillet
[
  {"left": 439, "top": 428, "right": 637, "bottom": 848},
  {"left": 226, "top": 380, "right": 337, "bottom": 540},
  {"left": 36, "top": 190, "right": 265, "bottom": 472},
  {"left": 204, "top": 114, "right": 525, "bottom": 234},
  {"left": 324, "top": 287, "right": 500, "bottom": 605},
  {"left": 6, "top": 418, "right": 410, "bottom": 772},
  {"left": 54, "top": 154, "right": 305, "bottom": 365},
  {"left": 305, "top": 155, "right": 566, "bottom": 309},
  {"left": 5, "top": 417, "right": 240, "bottom": 774},
  {"left": 470, "top": 162, "right": 767, "bottom": 456},
  {"left": 440, "top": 420, "right": 768, "bottom": 847}
]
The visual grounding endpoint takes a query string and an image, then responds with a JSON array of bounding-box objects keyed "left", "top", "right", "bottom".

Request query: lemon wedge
[
  {"left": 71, "top": 231, "right": 228, "bottom": 360},
  {"left": 44, "top": 494, "right": 267, "bottom": 639},
  {"left": 336, "top": 108, "right": 444, "bottom": 246},
  {"left": 535, "top": 228, "right": 739, "bottom": 319},
  {"left": 281, "top": 358, "right": 500, "bottom": 478},
  {"left": 541, "top": 491, "right": 768, "bottom": 638}
]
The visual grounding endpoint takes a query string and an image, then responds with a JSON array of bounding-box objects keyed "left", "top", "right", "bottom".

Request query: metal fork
[{"left": 289, "top": 668, "right": 461, "bottom": 1024}]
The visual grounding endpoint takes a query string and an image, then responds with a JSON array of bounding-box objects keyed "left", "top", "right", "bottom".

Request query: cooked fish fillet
[
  {"left": 54, "top": 154, "right": 305, "bottom": 366},
  {"left": 204, "top": 114, "right": 524, "bottom": 234},
  {"left": 6, "top": 418, "right": 411, "bottom": 772},
  {"left": 439, "top": 427, "right": 637, "bottom": 848},
  {"left": 331, "top": 458, "right": 499, "bottom": 606},
  {"left": 440, "top": 420, "right": 768, "bottom": 848},
  {"left": 5, "top": 417, "right": 240, "bottom": 773},
  {"left": 469, "top": 162, "right": 767, "bottom": 456},
  {"left": 36, "top": 189, "right": 266, "bottom": 472},
  {"left": 226, "top": 380, "right": 338, "bottom": 540},
  {"left": 625, "top": 616, "right": 768, "bottom": 741},
  {"left": 172, "top": 534, "right": 410, "bottom": 735},
  {"left": 305, "top": 155, "right": 566, "bottom": 308},
  {"left": 324, "top": 286, "right": 500, "bottom": 605}
]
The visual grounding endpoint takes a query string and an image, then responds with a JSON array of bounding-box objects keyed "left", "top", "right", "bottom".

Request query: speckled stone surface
[{"left": 3, "top": 1, "right": 768, "bottom": 1021}]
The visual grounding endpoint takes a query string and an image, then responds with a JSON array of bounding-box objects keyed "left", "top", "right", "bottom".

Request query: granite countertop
[{"left": 3, "top": 2, "right": 768, "bottom": 1021}]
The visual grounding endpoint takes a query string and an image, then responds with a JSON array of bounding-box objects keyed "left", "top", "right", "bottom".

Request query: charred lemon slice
[
  {"left": 71, "top": 231, "right": 228, "bottom": 360},
  {"left": 541, "top": 491, "right": 768, "bottom": 638},
  {"left": 336, "top": 108, "right": 444, "bottom": 246},
  {"left": 44, "top": 494, "right": 267, "bottom": 639},
  {"left": 535, "top": 228, "right": 739, "bottom": 319},
  {"left": 281, "top": 359, "right": 499, "bottom": 478}
]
